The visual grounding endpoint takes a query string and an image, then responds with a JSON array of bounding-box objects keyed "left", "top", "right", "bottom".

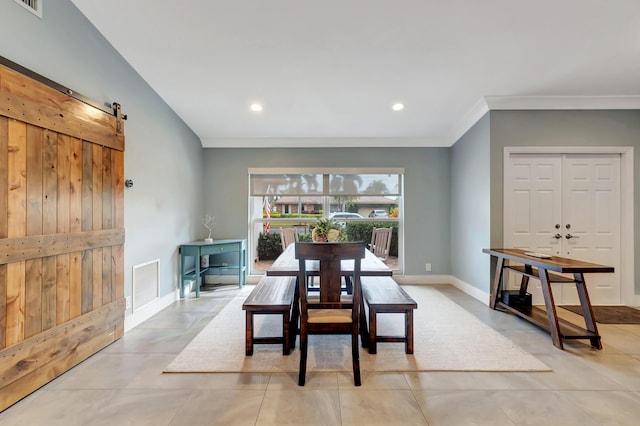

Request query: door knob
[
  {"left": 553, "top": 233, "right": 562, "bottom": 239},
  {"left": 565, "top": 233, "right": 579, "bottom": 239}
]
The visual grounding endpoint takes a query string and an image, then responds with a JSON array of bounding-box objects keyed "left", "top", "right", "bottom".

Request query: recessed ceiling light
[
  {"left": 391, "top": 103, "right": 405, "bottom": 111},
  {"left": 250, "top": 103, "right": 263, "bottom": 112}
]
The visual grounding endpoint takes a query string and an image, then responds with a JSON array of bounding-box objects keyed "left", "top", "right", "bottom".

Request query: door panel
[
  {"left": 504, "top": 154, "right": 562, "bottom": 254},
  {"left": 562, "top": 155, "right": 620, "bottom": 304},
  {"left": 504, "top": 153, "right": 621, "bottom": 305},
  {"left": 0, "top": 60, "right": 125, "bottom": 411},
  {"left": 504, "top": 155, "right": 562, "bottom": 301}
]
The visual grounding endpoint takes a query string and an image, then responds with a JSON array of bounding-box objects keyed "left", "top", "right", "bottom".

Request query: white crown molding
[
  {"left": 201, "top": 137, "right": 445, "bottom": 149},
  {"left": 446, "top": 97, "right": 490, "bottom": 146},
  {"left": 484, "top": 95, "right": 640, "bottom": 110},
  {"left": 446, "top": 95, "right": 640, "bottom": 147}
]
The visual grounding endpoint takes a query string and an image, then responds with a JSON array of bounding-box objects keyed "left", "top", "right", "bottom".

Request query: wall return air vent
[{"left": 15, "top": 0, "right": 42, "bottom": 18}]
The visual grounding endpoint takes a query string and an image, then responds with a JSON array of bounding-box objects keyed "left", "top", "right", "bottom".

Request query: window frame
[{"left": 248, "top": 168, "right": 404, "bottom": 274}]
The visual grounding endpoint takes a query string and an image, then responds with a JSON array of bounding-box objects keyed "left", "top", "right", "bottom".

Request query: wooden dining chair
[
  {"left": 280, "top": 227, "right": 298, "bottom": 251},
  {"left": 295, "top": 241, "right": 365, "bottom": 386},
  {"left": 368, "top": 227, "right": 392, "bottom": 261}
]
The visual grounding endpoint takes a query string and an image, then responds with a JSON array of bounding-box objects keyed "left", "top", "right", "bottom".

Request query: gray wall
[
  {"left": 0, "top": 1, "right": 205, "bottom": 305},
  {"left": 450, "top": 114, "right": 491, "bottom": 292},
  {"left": 489, "top": 110, "right": 640, "bottom": 294},
  {"left": 3, "top": 2, "right": 637, "bottom": 302},
  {"left": 203, "top": 147, "right": 451, "bottom": 276}
]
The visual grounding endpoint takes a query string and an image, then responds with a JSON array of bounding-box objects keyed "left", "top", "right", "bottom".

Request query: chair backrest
[
  {"left": 295, "top": 242, "right": 365, "bottom": 305},
  {"left": 280, "top": 228, "right": 298, "bottom": 251},
  {"left": 369, "top": 227, "right": 393, "bottom": 260}
]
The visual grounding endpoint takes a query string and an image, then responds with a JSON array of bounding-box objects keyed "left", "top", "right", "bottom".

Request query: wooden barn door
[{"left": 0, "top": 59, "right": 125, "bottom": 410}]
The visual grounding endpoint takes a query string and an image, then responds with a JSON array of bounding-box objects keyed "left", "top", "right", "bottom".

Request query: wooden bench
[
  {"left": 360, "top": 276, "right": 417, "bottom": 354},
  {"left": 242, "top": 275, "right": 298, "bottom": 355}
]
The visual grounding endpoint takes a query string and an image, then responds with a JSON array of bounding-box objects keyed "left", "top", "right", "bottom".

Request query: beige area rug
[{"left": 165, "top": 285, "right": 550, "bottom": 373}]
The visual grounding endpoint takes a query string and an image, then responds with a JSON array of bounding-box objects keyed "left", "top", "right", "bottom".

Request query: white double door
[{"left": 504, "top": 153, "right": 621, "bottom": 305}]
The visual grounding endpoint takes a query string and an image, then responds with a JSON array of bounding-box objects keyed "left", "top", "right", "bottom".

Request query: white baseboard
[
  {"left": 393, "top": 275, "right": 451, "bottom": 285},
  {"left": 449, "top": 276, "right": 491, "bottom": 306},
  {"left": 124, "top": 290, "right": 179, "bottom": 332},
  {"left": 395, "top": 275, "right": 491, "bottom": 306}
]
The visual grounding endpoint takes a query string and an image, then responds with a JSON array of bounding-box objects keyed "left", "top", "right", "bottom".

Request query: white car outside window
[
  {"left": 329, "top": 212, "right": 363, "bottom": 219},
  {"left": 368, "top": 210, "right": 388, "bottom": 218}
]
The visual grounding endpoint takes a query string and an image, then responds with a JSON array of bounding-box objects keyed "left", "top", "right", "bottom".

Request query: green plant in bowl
[{"left": 311, "top": 217, "right": 342, "bottom": 242}]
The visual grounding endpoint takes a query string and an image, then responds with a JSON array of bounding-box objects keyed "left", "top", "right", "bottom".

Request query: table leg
[
  {"left": 283, "top": 310, "right": 291, "bottom": 355},
  {"left": 405, "top": 309, "right": 414, "bottom": 354},
  {"left": 179, "top": 250, "right": 186, "bottom": 298},
  {"left": 290, "top": 282, "right": 300, "bottom": 350},
  {"left": 368, "top": 308, "right": 378, "bottom": 354},
  {"left": 195, "top": 249, "right": 201, "bottom": 298},
  {"left": 359, "top": 296, "right": 369, "bottom": 348},
  {"left": 538, "top": 268, "right": 563, "bottom": 349},
  {"left": 345, "top": 275, "right": 353, "bottom": 295},
  {"left": 490, "top": 256, "right": 505, "bottom": 309},
  {"left": 574, "top": 273, "right": 602, "bottom": 349},
  {"left": 239, "top": 247, "right": 247, "bottom": 287},
  {"left": 245, "top": 311, "right": 254, "bottom": 356},
  {"left": 520, "top": 265, "right": 532, "bottom": 297}
]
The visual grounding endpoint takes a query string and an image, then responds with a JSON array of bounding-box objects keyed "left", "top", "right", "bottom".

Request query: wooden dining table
[{"left": 266, "top": 243, "right": 393, "bottom": 278}]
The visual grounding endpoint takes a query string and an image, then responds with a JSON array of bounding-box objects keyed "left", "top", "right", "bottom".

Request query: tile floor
[{"left": 1, "top": 284, "right": 640, "bottom": 425}]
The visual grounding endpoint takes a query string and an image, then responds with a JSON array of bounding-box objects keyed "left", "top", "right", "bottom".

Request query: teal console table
[{"left": 179, "top": 239, "right": 247, "bottom": 298}]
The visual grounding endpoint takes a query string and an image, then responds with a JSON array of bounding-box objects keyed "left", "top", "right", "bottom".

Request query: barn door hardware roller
[{"left": 112, "top": 102, "right": 127, "bottom": 133}]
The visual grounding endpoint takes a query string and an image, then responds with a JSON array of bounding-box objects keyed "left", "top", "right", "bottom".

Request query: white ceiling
[{"left": 70, "top": 0, "right": 640, "bottom": 148}]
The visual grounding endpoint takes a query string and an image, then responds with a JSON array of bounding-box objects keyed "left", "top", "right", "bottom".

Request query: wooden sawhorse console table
[{"left": 483, "top": 248, "right": 614, "bottom": 350}]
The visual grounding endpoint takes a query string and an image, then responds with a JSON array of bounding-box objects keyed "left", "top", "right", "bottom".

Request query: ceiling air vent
[{"left": 14, "top": 0, "right": 42, "bottom": 18}]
